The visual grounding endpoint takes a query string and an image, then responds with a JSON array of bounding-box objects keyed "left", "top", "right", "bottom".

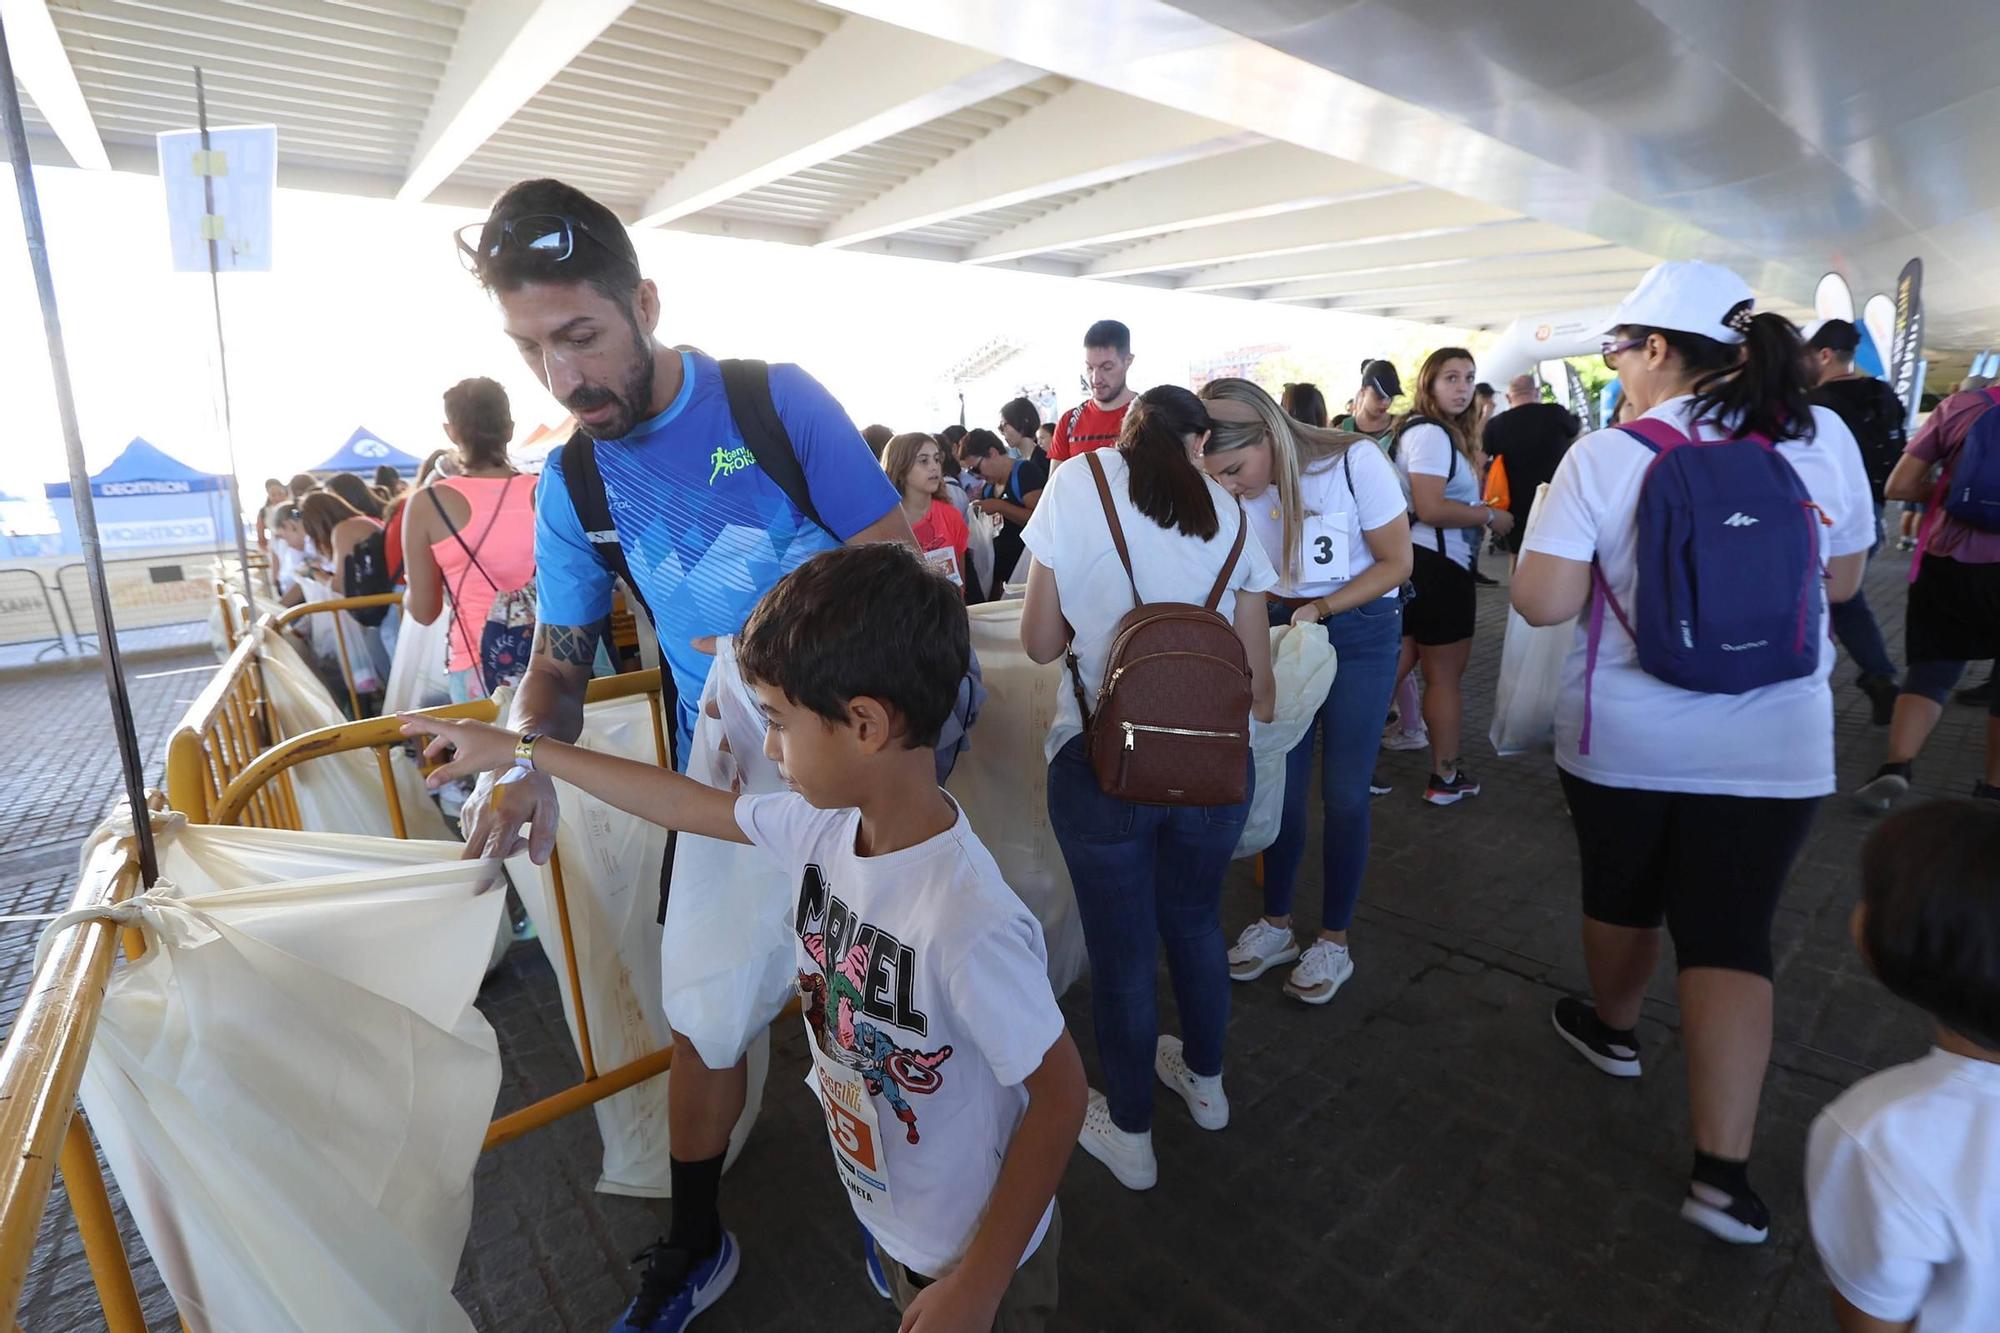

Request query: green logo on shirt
[{"left": 709, "top": 445, "right": 756, "bottom": 484}]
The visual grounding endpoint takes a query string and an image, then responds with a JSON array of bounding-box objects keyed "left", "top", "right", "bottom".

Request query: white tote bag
[
  {"left": 1235, "top": 622, "right": 1337, "bottom": 859},
  {"left": 1489, "top": 484, "right": 1576, "bottom": 756},
  {"left": 78, "top": 817, "right": 505, "bottom": 1333}
]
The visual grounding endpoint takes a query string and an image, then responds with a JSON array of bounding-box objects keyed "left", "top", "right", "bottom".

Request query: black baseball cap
[
  {"left": 1808, "top": 318, "right": 1861, "bottom": 354},
  {"left": 1360, "top": 359, "right": 1403, "bottom": 399}
]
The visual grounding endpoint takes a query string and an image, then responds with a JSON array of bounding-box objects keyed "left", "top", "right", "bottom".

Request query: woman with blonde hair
[
  {"left": 1199, "top": 378, "right": 1412, "bottom": 1003},
  {"left": 1390, "top": 348, "right": 1514, "bottom": 805},
  {"left": 880, "top": 431, "right": 970, "bottom": 593}
]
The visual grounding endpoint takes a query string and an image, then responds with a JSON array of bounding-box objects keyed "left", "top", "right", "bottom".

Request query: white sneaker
[
  {"left": 1227, "top": 919, "right": 1299, "bottom": 981},
  {"left": 1077, "top": 1090, "right": 1157, "bottom": 1190},
  {"left": 1154, "top": 1035, "right": 1228, "bottom": 1130},
  {"left": 1284, "top": 939, "right": 1354, "bottom": 1006},
  {"left": 1380, "top": 724, "right": 1429, "bottom": 752}
]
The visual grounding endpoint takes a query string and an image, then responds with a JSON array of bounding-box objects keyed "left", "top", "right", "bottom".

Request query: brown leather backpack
[{"left": 1065, "top": 452, "right": 1253, "bottom": 806}]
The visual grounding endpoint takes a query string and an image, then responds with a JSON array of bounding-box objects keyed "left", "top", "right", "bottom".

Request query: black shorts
[
  {"left": 1557, "top": 770, "right": 1820, "bottom": 978},
  {"left": 1403, "top": 543, "right": 1476, "bottom": 645},
  {"left": 1907, "top": 553, "right": 2000, "bottom": 664}
]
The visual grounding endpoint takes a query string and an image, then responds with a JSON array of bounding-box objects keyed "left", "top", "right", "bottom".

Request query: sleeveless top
[{"left": 429, "top": 474, "right": 537, "bottom": 672}]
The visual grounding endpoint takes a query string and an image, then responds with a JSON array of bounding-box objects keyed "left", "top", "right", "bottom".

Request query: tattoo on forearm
[{"left": 537, "top": 622, "right": 600, "bottom": 667}]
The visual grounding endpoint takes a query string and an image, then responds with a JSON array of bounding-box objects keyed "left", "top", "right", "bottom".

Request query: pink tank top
[{"left": 430, "top": 474, "right": 537, "bottom": 672}]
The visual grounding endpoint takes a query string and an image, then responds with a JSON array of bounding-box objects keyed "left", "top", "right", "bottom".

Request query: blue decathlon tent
[
  {"left": 310, "top": 427, "right": 423, "bottom": 476},
  {"left": 43, "top": 438, "right": 234, "bottom": 554}
]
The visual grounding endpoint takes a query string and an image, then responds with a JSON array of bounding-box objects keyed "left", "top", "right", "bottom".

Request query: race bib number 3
[{"left": 1302, "top": 510, "right": 1351, "bottom": 580}]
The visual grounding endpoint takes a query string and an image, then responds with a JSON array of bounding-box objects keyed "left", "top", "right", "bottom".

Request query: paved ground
[{"left": 4, "top": 552, "right": 1991, "bottom": 1332}]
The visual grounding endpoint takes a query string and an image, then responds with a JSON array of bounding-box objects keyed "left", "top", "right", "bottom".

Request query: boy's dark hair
[
  {"left": 737, "top": 544, "right": 968, "bottom": 750},
  {"left": 939, "top": 424, "right": 967, "bottom": 447},
  {"left": 443, "top": 376, "right": 515, "bottom": 469},
  {"left": 959, "top": 427, "right": 1006, "bottom": 459},
  {"left": 1000, "top": 396, "right": 1040, "bottom": 436},
  {"left": 469, "top": 179, "right": 641, "bottom": 306},
  {"left": 1861, "top": 799, "right": 2000, "bottom": 1049},
  {"left": 372, "top": 464, "right": 402, "bottom": 492},
  {"left": 1084, "top": 319, "right": 1131, "bottom": 355},
  {"left": 861, "top": 423, "right": 894, "bottom": 451}
]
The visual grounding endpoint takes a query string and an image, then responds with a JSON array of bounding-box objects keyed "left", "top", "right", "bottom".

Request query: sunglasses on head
[{"left": 454, "top": 213, "right": 633, "bottom": 272}]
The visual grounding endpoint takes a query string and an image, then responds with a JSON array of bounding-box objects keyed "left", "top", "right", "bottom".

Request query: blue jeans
[
  {"left": 1047, "top": 735, "right": 1251, "bottom": 1133},
  {"left": 1830, "top": 504, "right": 1897, "bottom": 682},
  {"left": 1263, "top": 597, "right": 1404, "bottom": 932}
]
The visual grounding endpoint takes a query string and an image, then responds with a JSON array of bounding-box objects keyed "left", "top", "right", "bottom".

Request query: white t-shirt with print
[
  {"left": 1520, "top": 397, "right": 1874, "bottom": 797},
  {"left": 1807, "top": 1048, "right": 2000, "bottom": 1332},
  {"left": 1397, "top": 422, "right": 1483, "bottom": 569},
  {"left": 1246, "top": 443, "right": 1408, "bottom": 601},
  {"left": 735, "top": 791, "right": 1066, "bottom": 1278},
  {"left": 1021, "top": 449, "right": 1278, "bottom": 765}
]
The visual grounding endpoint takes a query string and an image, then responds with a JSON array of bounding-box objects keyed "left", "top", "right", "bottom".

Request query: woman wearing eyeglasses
[{"left": 1512, "top": 261, "right": 1874, "bottom": 1246}]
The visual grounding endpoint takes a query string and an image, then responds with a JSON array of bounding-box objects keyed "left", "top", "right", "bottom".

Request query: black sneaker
[
  {"left": 1955, "top": 676, "right": 1996, "bottom": 706},
  {"left": 1369, "top": 772, "right": 1392, "bottom": 797},
  {"left": 1423, "top": 769, "right": 1481, "bottom": 806},
  {"left": 1855, "top": 762, "right": 1912, "bottom": 812},
  {"left": 1681, "top": 1180, "right": 1770, "bottom": 1246},
  {"left": 1550, "top": 997, "right": 1641, "bottom": 1077},
  {"left": 1471, "top": 567, "right": 1499, "bottom": 587},
  {"left": 1857, "top": 673, "right": 1898, "bottom": 726}
]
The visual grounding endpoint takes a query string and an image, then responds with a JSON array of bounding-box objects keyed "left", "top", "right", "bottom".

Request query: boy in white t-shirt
[
  {"left": 1807, "top": 799, "right": 2000, "bottom": 1333},
  {"left": 404, "top": 542, "right": 1085, "bottom": 1332}
]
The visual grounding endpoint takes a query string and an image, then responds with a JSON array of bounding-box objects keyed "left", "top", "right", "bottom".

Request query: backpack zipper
[{"left": 1119, "top": 721, "right": 1245, "bottom": 786}]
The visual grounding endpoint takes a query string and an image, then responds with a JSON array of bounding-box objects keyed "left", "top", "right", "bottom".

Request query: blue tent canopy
[
  {"left": 310, "top": 427, "right": 423, "bottom": 476},
  {"left": 45, "top": 438, "right": 230, "bottom": 498}
]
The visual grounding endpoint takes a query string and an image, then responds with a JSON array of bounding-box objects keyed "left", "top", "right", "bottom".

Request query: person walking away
[
  {"left": 1389, "top": 349, "right": 1513, "bottom": 804},
  {"left": 1482, "top": 374, "right": 1580, "bottom": 570},
  {"left": 1048, "top": 321, "right": 1136, "bottom": 466},
  {"left": 1198, "top": 378, "right": 1411, "bottom": 1000},
  {"left": 401, "top": 377, "right": 537, "bottom": 702},
  {"left": 1512, "top": 260, "right": 1874, "bottom": 1244},
  {"left": 1855, "top": 380, "right": 2000, "bottom": 809},
  {"left": 1809, "top": 319, "right": 1907, "bottom": 723},
  {"left": 404, "top": 544, "right": 1085, "bottom": 1332},
  {"left": 882, "top": 432, "right": 970, "bottom": 594},
  {"left": 962, "top": 428, "right": 1048, "bottom": 597},
  {"left": 1017, "top": 385, "right": 1276, "bottom": 1190},
  {"left": 453, "top": 178, "right": 915, "bottom": 1332}
]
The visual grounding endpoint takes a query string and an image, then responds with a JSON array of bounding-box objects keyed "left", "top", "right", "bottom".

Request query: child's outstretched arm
[
  {"left": 900, "top": 1029, "right": 1085, "bottom": 1332},
  {"left": 399, "top": 713, "right": 748, "bottom": 846}
]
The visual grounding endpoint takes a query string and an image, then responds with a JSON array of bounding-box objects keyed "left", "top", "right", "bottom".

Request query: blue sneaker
[
  {"left": 615, "top": 1231, "right": 739, "bottom": 1332},
  {"left": 861, "top": 1228, "right": 891, "bottom": 1300}
]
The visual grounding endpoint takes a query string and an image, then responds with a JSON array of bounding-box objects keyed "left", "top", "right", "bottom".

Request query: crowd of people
[{"left": 281, "top": 174, "right": 1993, "bottom": 1333}]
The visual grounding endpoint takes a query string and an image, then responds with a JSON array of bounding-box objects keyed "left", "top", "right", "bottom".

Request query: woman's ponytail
[
  {"left": 1684, "top": 312, "right": 1815, "bottom": 442},
  {"left": 1120, "top": 385, "right": 1219, "bottom": 539}
]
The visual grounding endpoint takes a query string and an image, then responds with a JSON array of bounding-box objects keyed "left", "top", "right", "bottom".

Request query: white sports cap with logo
[{"left": 1606, "top": 260, "right": 1756, "bottom": 345}]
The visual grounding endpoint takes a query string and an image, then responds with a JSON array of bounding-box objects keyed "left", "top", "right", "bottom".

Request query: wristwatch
[{"left": 497, "top": 731, "right": 542, "bottom": 786}]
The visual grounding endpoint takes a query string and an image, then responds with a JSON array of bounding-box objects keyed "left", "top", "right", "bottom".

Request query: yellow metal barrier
[
  {"left": 164, "top": 630, "right": 297, "bottom": 827},
  {"left": 272, "top": 593, "right": 401, "bottom": 720}
]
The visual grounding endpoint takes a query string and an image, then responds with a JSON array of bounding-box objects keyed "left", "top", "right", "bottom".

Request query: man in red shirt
[{"left": 1049, "top": 319, "right": 1135, "bottom": 464}]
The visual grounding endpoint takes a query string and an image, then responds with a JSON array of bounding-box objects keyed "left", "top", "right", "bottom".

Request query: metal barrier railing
[
  {"left": 0, "top": 567, "right": 68, "bottom": 659},
  {"left": 272, "top": 592, "right": 401, "bottom": 720},
  {"left": 55, "top": 556, "right": 215, "bottom": 642},
  {"left": 163, "top": 628, "right": 298, "bottom": 829}
]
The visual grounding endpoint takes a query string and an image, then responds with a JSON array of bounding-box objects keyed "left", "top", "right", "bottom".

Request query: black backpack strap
[{"left": 718, "top": 358, "right": 834, "bottom": 539}]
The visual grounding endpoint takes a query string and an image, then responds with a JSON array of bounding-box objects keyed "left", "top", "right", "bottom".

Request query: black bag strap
[
  {"left": 718, "top": 357, "right": 834, "bottom": 539},
  {"left": 430, "top": 478, "right": 516, "bottom": 666}
]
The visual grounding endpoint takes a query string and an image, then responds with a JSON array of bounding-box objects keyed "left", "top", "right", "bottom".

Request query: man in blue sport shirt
[{"left": 454, "top": 178, "right": 914, "bottom": 1332}]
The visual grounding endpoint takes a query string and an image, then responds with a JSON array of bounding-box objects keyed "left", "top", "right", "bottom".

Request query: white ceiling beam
[
  {"left": 1, "top": 0, "right": 108, "bottom": 169},
  {"left": 1174, "top": 220, "right": 1611, "bottom": 293},
  {"left": 1258, "top": 250, "right": 1653, "bottom": 303},
  {"left": 637, "top": 17, "right": 1038, "bottom": 228},
  {"left": 963, "top": 141, "right": 1401, "bottom": 264},
  {"left": 397, "top": 0, "right": 636, "bottom": 204},
  {"left": 817, "top": 81, "right": 1256, "bottom": 249},
  {"left": 1083, "top": 190, "right": 1516, "bottom": 279}
]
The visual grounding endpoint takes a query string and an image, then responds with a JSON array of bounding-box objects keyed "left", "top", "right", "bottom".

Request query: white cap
[{"left": 1607, "top": 260, "right": 1756, "bottom": 345}]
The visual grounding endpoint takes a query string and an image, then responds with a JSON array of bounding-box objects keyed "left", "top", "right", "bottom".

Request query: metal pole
[
  {"left": 195, "top": 67, "right": 258, "bottom": 612},
  {"left": 0, "top": 12, "right": 159, "bottom": 884}
]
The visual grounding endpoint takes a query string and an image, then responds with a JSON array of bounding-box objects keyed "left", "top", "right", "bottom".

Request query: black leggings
[{"left": 1558, "top": 770, "right": 1821, "bottom": 978}]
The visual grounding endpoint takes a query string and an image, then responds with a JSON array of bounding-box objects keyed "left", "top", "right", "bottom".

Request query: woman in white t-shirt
[
  {"left": 1390, "top": 348, "right": 1515, "bottom": 805},
  {"left": 1197, "top": 378, "right": 1412, "bottom": 1005},
  {"left": 1513, "top": 259, "right": 1873, "bottom": 1246},
  {"left": 1019, "top": 385, "right": 1276, "bottom": 1193}
]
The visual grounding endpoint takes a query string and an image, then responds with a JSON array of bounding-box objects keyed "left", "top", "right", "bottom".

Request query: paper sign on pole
[{"left": 157, "top": 125, "right": 276, "bottom": 272}]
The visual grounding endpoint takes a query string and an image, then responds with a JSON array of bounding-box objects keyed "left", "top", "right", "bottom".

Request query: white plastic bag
[
  {"left": 964, "top": 502, "right": 996, "bottom": 600},
  {"left": 656, "top": 638, "right": 799, "bottom": 1073},
  {"left": 78, "top": 818, "right": 505, "bottom": 1333},
  {"left": 502, "top": 686, "right": 770, "bottom": 1195},
  {"left": 259, "top": 626, "right": 453, "bottom": 841},
  {"left": 1489, "top": 484, "right": 1575, "bottom": 756},
  {"left": 386, "top": 600, "right": 454, "bottom": 713},
  {"left": 948, "top": 601, "right": 1088, "bottom": 995},
  {"left": 1236, "top": 622, "right": 1337, "bottom": 859}
]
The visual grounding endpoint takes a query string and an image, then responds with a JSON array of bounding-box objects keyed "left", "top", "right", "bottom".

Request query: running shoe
[
  {"left": 1423, "top": 769, "right": 1481, "bottom": 805},
  {"left": 616, "top": 1232, "right": 739, "bottom": 1332},
  {"left": 1681, "top": 1180, "right": 1770, "bottom": 1246},
  {"left": 1154, "top": 1035, "right": 1228, "bottom": 1130},
  {"left": 1855, "top": 762, "right": 1912, "bottom": 812},
  {"left": 860, "top": 1229, "right": 891, "bottom": 1300},
  {"left": 1381, "top": 725, "right": 1430, "bottom": 753},
  {"left": 1550, "top": 997, "right": 1641, "bottom": 1078},
  {"left": 1227, "top": 919, "right": 1299, "bottom": 981},
  {"left": 1856, "top": 674, "right": 1898, "bottom": 727},
  {"left": 1283, "top": 939, "right": 1354, "bottom": 1006},
  {"left": 1369, "top": 772, "right": 1393, "bottom": 797},
  {"left": 1077, "top": 1090, "right": 1157, "bottom": 1190}
]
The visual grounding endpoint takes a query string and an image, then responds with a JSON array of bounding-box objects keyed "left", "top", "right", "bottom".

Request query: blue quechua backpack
[
  {"left": 1939, "top": 386, "right": 2000, "bottom": 531},
  {"left": 1581, "top": 416, "right": 1828, "bottom": 752}
]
